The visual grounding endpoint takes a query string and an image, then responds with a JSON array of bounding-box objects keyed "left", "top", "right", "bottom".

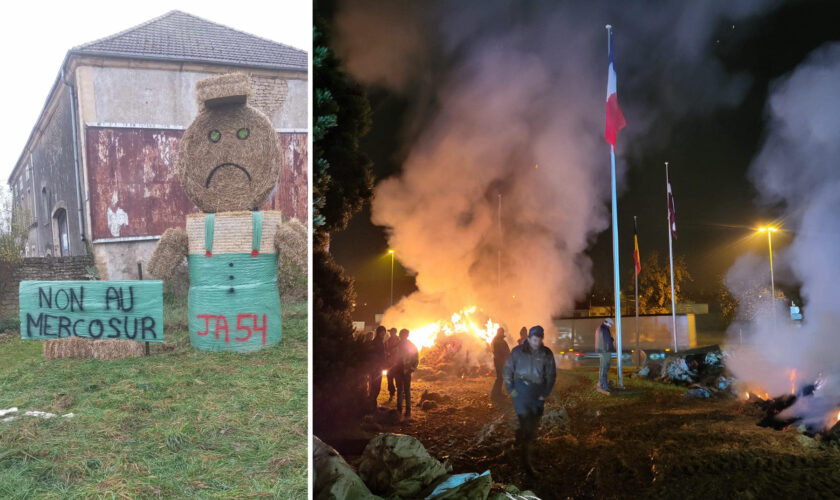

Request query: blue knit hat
[{"left": 528, "top": 325, "right": 544, "bottom": 338}]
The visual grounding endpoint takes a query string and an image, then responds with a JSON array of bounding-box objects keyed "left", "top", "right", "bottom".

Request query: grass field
[{"left": 0, "top": 296, "right": 308, "bottom": 499}]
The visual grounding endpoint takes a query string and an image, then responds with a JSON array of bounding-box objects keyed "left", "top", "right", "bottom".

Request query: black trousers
[
  {"left": 396, "top": 370, "right": 412, "bottom": 414},
  {"left": 516, "top": 406, "right": 544, "bottom": 443}
]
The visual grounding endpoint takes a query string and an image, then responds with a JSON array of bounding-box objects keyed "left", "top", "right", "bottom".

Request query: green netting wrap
[{"left": 187, "top": 252, "right": 282, "bottom": 352}]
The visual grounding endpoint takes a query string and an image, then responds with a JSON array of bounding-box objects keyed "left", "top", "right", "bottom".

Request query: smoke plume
[
  {"left": 333, "top": 1, "right": 778, "bottom": 336},
  {"left": 726, "top": 43, "right": 840, "bottom": 429}
]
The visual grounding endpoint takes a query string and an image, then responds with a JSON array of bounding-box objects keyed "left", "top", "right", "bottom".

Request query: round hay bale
[{"left": 177, "top": 74, "right": 282, "bottom": 213}]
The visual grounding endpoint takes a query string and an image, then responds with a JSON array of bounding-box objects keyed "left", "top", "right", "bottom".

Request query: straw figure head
[{"left": 177, "top": 73, "right": 281, "bottom": 213}]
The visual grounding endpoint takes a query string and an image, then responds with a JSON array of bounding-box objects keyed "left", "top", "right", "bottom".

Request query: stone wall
[{"left": 0, "top": 255, "right": 93, "bottom": 319}]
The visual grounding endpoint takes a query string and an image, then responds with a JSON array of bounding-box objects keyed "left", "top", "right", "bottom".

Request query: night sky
[{"left": 324, "top": 1, "right": 840, "bottom": 321}]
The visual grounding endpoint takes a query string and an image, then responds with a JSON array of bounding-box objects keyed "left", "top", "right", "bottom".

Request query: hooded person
[
  {"left": 595, "top": 318, "right": 616, "bottom": 395},
  {"left": 503, "top": 325, "right": 557, "bottom": 476},
  {"left": 517, "top": 326, "right": 528, "bottom": 346},
  {"left": 490, "top": 327, "right": 510, "bottom": 403}
]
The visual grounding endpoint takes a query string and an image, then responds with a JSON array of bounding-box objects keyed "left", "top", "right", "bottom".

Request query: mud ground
[{"left": 328, "top": 366, "right": 840, "bottom": 499}]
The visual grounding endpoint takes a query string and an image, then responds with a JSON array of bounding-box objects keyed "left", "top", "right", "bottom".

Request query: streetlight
[
  {"left": 388, "top": 249, "right": 395, "bottom": 307},
  {"left": 757, "top": 227, "right": 778, "bottom": 305}
]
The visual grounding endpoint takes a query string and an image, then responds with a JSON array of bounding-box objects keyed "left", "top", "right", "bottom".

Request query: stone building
[{"left": 6, "top": 10, "right": 308, "bottom": 279}]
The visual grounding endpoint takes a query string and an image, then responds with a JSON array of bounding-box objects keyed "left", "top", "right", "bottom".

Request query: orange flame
[
  {"left": 744, "top": 389, "right": 771, "bottom": 401},
  {"left": 790, "top": 369, "right": 797, "bottom": 395},
  {"left": 408, "top": 306, "right": 499, "bottom": 351}
]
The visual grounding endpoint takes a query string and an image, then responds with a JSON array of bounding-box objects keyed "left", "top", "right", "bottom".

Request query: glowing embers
[
  {"left": 744, "top": 390, "right": 772, "bottom": 401},
  {"left": 410, "top": 306, "right": 499, "bottom": 351}
]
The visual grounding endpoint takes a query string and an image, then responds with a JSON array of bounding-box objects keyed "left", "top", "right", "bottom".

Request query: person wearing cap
[
  {"left": 385, "top": 327, "right": 400, "bottom": 402},
  {"left": 503, "top": 325, "right": 557, "bottom": 476},
  {"left": 595, "top": 318, "right": 616, "bottom": 395}
]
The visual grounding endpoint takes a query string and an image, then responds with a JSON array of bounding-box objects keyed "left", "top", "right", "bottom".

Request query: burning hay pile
[
  {"left": 416, "top": 332, "right": 494, "bottom": 380},
  {"left": 745, "top": 380, "right": 840, "bottom": 449},
  {"left": 314, "top": 433, "right": 540, "bottom": 500}
]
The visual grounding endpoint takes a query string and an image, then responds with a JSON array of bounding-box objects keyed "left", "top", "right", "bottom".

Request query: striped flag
[
  {"left": 605, "top": 27, "right": 626, "bottom": 146},
  {"left": 667, "top": 178, "right": 677, "bottom": 240},
  {"left": 633, "top": 218, "right": 641, "bottom": 275}
]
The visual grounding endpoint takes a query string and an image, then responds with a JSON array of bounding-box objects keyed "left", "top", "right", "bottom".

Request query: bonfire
[{"left": 406, "top": 307, "right": 500, "bottom": 379}]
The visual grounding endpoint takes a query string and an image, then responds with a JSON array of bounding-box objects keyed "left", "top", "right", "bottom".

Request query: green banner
[{"left": 19, "top": 281, "right": 164, "bottom": 343}]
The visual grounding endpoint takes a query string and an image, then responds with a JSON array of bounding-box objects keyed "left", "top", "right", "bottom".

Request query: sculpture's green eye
[
  {"left": 237, "top": 128, "right": 250, "bottom": 140},
  {"left": 208, "top": 130, "right": 221, "bottom": 143}
]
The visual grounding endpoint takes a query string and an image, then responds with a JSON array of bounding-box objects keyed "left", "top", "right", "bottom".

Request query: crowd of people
[
  {"left": 363, "top": 326, "right": 419, "bottom": 418},
  {"left": 361, "top": 318, "right": 616, "bottom": 476}
]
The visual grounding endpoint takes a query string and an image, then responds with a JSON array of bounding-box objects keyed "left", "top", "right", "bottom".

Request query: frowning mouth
[{"left": 205, "top": 163, "right": 251, "bottom": 188}]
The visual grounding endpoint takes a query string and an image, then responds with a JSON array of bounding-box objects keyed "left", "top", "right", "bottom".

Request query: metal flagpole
[
  {"left": 611, "top": 145, "right": 624, "bottom": 388},
  {"left": 666, "top": 162, "right": 678, "bottom": 352},
  {"left": 634, "top": 216, "right": 639, "bottom": 357},
  {"left": 607, "top": 26, "right": 624, "bottom": 389}
]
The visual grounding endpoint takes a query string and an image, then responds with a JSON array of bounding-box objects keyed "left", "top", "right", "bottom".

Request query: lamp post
[
  {"left": 388, "top": 249, "right": 395, "bottom": 307},
  {"left": 757, "top": 227, "right": 777, "bottom": 305}
]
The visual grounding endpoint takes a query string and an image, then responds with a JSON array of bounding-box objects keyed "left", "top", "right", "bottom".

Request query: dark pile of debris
[
  {"left": 416, "top": 390, "right": 453, "bottom": 411},
  {"left": 415, "top": 333, "right": 494, "bottom": 380},
  {"left": 361, "top": 407, "right": 404, "bottom": 433},
  {"left": 635, "top": 344, "right": 736, "bottom": 398},
  {"left": 314, "top": 433, "right": 540, "bottom": 499}
]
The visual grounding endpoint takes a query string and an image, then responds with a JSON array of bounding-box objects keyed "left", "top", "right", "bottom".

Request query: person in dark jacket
[
  {"left": 395, "top": 328, "right": 419, "bottom": 418},
  {"left": 503, "top": 325, "right": 557, "bottom": 475},
  {"left": 595, "top": 318, "right": 615, "bottom": 395},
  {"left": 490, "top": 327, "right": 511, "bottom": 403},
  {"left": 367, "top": 326, "right": 387, "bottom": 405},
  {"left": 385, "top": 327, "right": 399, "bottom": 402}
]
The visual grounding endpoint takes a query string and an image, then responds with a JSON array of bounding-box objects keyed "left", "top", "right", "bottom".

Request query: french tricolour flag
[{"left": 605, "top": 27, "right": 626, "bottom": 146}]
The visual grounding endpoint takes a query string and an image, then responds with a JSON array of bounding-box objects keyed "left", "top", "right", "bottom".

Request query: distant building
[{"left": 7, "top": 10, "right": 308, "bottom": 279}]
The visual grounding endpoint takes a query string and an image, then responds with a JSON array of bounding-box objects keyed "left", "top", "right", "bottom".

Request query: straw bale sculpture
[{"left": 148, "top": 73, "right": 303, "bottom": 352}]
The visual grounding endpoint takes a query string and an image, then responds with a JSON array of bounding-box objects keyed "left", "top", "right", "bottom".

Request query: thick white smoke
[
  {"left": 726, "top": 43, "right": 840, "bottom": 429},
  {"left": 333, "top": 1, "right": 779, "bottom": 337}
]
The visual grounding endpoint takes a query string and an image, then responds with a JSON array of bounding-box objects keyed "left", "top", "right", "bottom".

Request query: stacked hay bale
[{"left": 44, "top": 338, "right": 145, "bottom": 360}]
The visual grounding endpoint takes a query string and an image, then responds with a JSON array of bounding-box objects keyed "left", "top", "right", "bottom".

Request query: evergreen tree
[{"left": 312, "top": 17, "right": 375, "bottom": 433}]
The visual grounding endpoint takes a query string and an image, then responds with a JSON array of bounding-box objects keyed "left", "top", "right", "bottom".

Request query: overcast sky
[{"left": 0, "top": 0, "right": 311, "bottom": 183}]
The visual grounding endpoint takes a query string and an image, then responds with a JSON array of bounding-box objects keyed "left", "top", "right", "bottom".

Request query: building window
[{"left": 54, "top": 208, "right": 69, "bottom": 257}]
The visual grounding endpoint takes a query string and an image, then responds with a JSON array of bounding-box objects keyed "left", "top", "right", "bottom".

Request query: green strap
[
  {"left": 204, "top": 213, "right": 215, "bottom": 254},
  {"left": 252, "top": 211, "right": 263, "bottom": 253}
]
